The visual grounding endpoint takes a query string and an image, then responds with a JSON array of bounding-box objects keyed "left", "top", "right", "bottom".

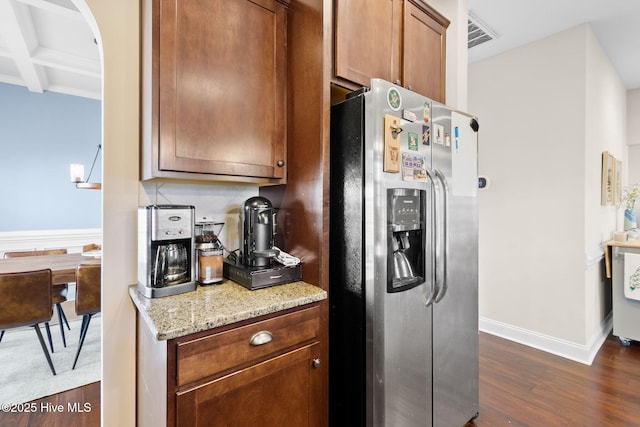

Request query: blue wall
[{"left": 0, "top": 83, "right": 101, "bottom": 232}]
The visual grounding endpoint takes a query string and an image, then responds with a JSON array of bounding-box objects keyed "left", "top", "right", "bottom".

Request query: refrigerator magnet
[
  {"left": 434, "top": 124, "right": 444, "bottom": 145},
  {"left": 383, "top": 114, "right": 401, "bottom": 173},
  {"left": 402, "top": 109, "right": 417, "bottom": 122},
  {"left": 423, "top": 102, "right": 430, "bottom": 123},
  {"left": 422, "top": 125, "right": 430, "bottom": 145},
  {"left": 408, "top": 132, "right": 418, "bottom": 151},
  {"left": 401, "top": 152, "right": 427, "bottom": 182},
  {"left": 387, "top": 87, "right": 402, "bottom": 111}
]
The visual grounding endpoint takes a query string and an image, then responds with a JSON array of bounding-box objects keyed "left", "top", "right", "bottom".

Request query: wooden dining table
[{"left": 0, "top": 252, "right": 101, "bottom": 284}]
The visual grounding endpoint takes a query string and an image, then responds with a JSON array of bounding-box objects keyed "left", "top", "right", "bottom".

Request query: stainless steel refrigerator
[{"left": 329, "top": 79, "right": 479, "bottom": 427}]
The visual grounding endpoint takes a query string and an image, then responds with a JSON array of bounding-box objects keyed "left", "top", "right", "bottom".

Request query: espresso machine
[
  {"left": 138, "top": 205, "right": 196, "bottom": 298},
  {"left": 240, "top": 197, "right": 279, "bottom": 267},
  {"left": 224, "top": 196, "right": 301, "bottom": 290}
]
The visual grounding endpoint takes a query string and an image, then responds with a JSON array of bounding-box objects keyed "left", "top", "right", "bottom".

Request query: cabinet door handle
[
  {"left": 312, "top": 358, "right": 321, "bottom": 368},
  {"left": 249, "top": 331, "right": 273, "bottom": 346},
  {"left": 277, "top": 160, "right": 285, "bottom": 167}
]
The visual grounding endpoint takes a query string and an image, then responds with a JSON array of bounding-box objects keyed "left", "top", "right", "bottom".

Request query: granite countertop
[{"left": 129, "top": 280, "right": 327, "bottom": 341}]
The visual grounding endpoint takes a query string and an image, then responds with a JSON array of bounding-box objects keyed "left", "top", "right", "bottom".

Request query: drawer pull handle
[{"left": 249, "top": 331, "right": 273, "bottom": 346}]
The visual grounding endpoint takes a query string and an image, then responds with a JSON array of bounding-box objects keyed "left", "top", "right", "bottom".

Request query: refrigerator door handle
[
  {"left": 434, "top": 168, "right": 450, "bottom": 303},
  {"left": 423, "top": 166, "right": 438, "bottom": 307}
]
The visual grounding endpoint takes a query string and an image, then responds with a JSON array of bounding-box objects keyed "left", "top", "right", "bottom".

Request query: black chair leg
[
  {"left": 0, "top": 330, "right": 4, "bottom": 343},
  {"left": 79, "top": 315, "right": 89, "bottom": 343},
  {"left": 58, "top": 303, "right": 71, "bottom": 331},
  {"left": 72, "top": 313, "right": 93, "bottom": 370},
  {"left": 33, "top": 324, "right": 56, "bottom": 375},
  {"left": 44, "top": 322, "right": 54, "bottom": 353},
  {"left": 56, "top": 304, "right": 67, "bottom": 347}
]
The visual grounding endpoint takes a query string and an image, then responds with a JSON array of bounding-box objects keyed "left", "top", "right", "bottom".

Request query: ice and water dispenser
[{"left": 387, "top": 188, "right": 425, "bottom": 292}]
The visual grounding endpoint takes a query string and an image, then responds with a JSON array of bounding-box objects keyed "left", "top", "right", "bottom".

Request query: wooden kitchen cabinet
[
  {"left": 176, "top": 343, "right": 320, "bottom": 426},
  {"left": 140, "top": 0, "right": 289, "bottom": 184},
  {"left": 334, "top": 0, "right": 395, "bottom": 90},
  {"left": 333, "top": 0, "right": 449, "bottom": 102},
  {"left": 138, "top": 303, "right": 323, "bottom": 427}
]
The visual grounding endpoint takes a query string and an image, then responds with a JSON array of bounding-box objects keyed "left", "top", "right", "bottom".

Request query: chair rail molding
[{"left": 0, "top": 228, "right": 102, "bottom": 256}]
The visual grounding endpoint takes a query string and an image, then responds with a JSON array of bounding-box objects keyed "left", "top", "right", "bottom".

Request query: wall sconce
[{"left": 70, "top": 144, "right": 102, "bottom": 190}]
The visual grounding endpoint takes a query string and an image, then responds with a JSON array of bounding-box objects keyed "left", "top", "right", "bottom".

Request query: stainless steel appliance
[
  {"left": 223, "top": 196, "right": 301, "bottom": 290},
  {"left": 329, "top": 79, "right": 479, "bottom": 426},
  {"left": 138, "top": 205, "right": 196, "bottom": 298}
]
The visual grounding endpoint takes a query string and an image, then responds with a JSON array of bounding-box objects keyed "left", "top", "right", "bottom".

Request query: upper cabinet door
[
  {"left": 334, "top": 0, "right": 396, "bottom": 87},
  {"left": 156, "top": 0, "right": 288, "bottom": 180},
  {"left": 333, "top": 0, "right": 449, "bottom": 102},
  {"left": 401, "top": 0, "right": 449, "bottom": 102}
]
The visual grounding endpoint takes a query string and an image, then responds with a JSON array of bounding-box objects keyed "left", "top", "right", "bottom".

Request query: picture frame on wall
[
  {"left": 601, "top": 151, "right": 615, "bottom": 205},
  {"left": 615, "top": 159, "right": 623, "bottom": 205}
]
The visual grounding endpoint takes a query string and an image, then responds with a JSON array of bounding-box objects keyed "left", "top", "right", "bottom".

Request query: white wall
[
  {"left": 429, "top": 0, "right": 468, "bottom": 110},
  {"left": 628, "top": 89, "right": 640, "bottom": 147},
  {"left": 627, "top": 90, "right": 640, "bottom": 192},
  {"left": 469, "top": 24, "right": 625, "bottom": 361},
  {"left": 584, "top": 26, "right": 626, "bottom": 346},
  {"left": 79, "top": 1, "right": 139, "bottom": 425}
]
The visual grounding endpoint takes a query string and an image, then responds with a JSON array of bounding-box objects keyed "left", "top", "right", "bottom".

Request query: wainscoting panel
[{"left": 0, "top": 228, "right": 102, "bottom": 257}]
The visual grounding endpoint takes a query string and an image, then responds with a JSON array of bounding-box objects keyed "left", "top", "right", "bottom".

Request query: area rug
[{"left": 0, "top": 315, "right": 101, "bottom": 404}]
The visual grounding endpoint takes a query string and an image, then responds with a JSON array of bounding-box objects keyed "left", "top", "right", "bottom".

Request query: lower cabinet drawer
[{"left": 175, "top": 304, "right": 320, "bottom": 387}]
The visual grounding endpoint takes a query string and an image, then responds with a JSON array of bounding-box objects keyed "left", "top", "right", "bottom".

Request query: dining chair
[
  {"left": 0, "top": 269, "right": 56, "bottom": 375},
  {"left": 73, "top": 263, "right": 101, "bottom": 370},
  {"left": 3, "top": 249, "right": 72, "bottom": 351}
]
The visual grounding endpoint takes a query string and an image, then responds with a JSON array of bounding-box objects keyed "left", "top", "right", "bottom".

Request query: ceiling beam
[
  {"left": 33, "top": 46, "right": 100, "bottom": 78},
  {"left": 0, "top": 0, "right": 47, "bottom": 93},
  {"left": 17, "top": 0, "right": 84, "bottom": 22}
]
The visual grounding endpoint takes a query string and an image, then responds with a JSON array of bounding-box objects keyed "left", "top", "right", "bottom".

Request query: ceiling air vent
[{"left": 468, "top": 12, "right": 497, "bottom": 49}]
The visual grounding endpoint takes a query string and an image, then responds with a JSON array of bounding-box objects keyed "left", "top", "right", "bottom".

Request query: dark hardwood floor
[
  {"left": 0, "top": 381, "right": 99, "bottom": 427},
  {"left": 466, "top": 332, "right": 640, "bottom": 426},
  {"left": 1, "top": 333, "right": 638, "bottom": 426}
]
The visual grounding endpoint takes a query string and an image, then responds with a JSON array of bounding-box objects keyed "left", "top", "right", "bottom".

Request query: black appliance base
[{"left": 223, "top": 259, "right": 301, "bottom": 290}]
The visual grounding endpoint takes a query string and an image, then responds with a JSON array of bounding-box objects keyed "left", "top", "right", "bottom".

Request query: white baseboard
[
  {"left": 0, "top": 228, "right": 102, "bottom": 257},
  {"left": 479, "top": 314, "right": 613, "bottom": 365}
]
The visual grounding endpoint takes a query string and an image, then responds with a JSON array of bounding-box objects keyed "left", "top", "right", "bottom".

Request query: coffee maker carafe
[
  {"left": 138, "top": 205, "right": 196, "bottom": 298},
  {"left": 154, "top": 243, "right": 188, "bottom": 285},
  {"left": 240, "top": 196, "right": 279, "bottom": 267}
]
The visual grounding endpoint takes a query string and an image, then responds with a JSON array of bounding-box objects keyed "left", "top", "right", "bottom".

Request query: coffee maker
[
  {"left": 224, "top": 196, "right": 301, "bottom": 290},
  {"left": 138, "top": 205, "right": 196, "bottom": 298},
  {"left": 387, "top": 188, "right": 425, "bottom": 292},
  {"left": 240, "top": 197, "right": 279, "bottom": 267}
]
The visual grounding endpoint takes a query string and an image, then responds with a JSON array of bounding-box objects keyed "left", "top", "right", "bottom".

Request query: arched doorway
[{"left": 0, "top": 0, "right": 103, "bottom": 420}]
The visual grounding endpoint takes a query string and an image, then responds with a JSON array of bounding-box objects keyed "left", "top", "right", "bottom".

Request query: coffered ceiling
[{"left": 0, "top": 0, "right": 100, "bottom": 100}]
